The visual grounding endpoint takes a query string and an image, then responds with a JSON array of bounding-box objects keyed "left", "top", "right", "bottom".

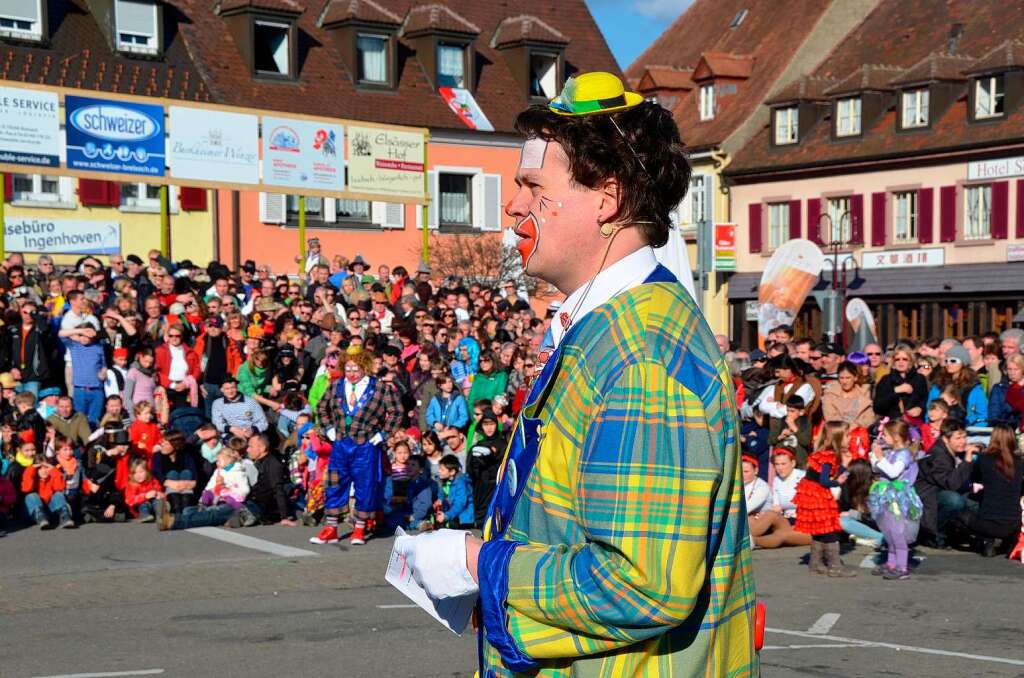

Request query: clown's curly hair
[{"left": 515, "top": 101, "right": 691, "bottom": 248}]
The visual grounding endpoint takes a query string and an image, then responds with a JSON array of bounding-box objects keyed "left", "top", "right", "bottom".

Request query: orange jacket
[
  {"left": 21, "top": 464, "right": 67, "bottom": 504},
  {"left": 193, "top": 333, "right": 244, "bottom": 378}
]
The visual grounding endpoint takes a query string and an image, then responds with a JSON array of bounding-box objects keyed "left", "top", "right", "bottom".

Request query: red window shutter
[
  {"left": 3, "top": 173, "right": 12, "bottom": 202},
  {"left": 849, "top": 193, "right": 864, "bottom": 244},
  {"left": 179, "top": 187, "right": 207, "bottom": 211},
  {"left": 748, "top": 203, "right": 762, "bottom": 253},
  {"left": 106, "top": 182, "right": 120, "bottom": 207},
  {"left": 991, "top": 180, "right": 1009, "bottom": 239},
  {"left": 939, "top": 185, "right": 957, "bottom": 242},
  {"left": 788, "top": 200, "right": 802, "bottom": 239},
  {"left": 1017, "top": 180, "right": 1024, "bottom": 238},
  {"left": 870, "top": 192, "right": 886, "bottom": 246},
  {"left": 79, "top": 179, "right": 109, "bottom": 206},
  {"left": 807, "top": 198, "right": 822, "bottom": 245},
  {"left": 918, "top": 188, "right": 934, "bottom": 243}
]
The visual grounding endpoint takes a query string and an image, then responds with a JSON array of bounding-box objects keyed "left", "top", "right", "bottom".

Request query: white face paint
[{"left": 519, "top": 137, "right": 548, "bottom": 170}]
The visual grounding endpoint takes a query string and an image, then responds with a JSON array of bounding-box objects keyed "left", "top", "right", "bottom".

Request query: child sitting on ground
[
  {"left": 125, "top": 457, "right": 166, "bottom": 523},
  {"left": 54, "top": 436, "right": 85, "bottom": 520},
  {"left": 383, "top": 456, "right": 436, "bottom": 533},
  {"left": 22, "top": 451, "right": 74, "bottom": 530},
  {"left": 921, "top": 400, "right": 949, "bottom": 452},
  {"left": 129, "top": 402, "right": 163, "bottom": 462},
  {"left": 200, "top": 447, "right": 250, "bottom": 510},
  {"left": 434, "top": 454, "right": 474, "bottom": 529}
]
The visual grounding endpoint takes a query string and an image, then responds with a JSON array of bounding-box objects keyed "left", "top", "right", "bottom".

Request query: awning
[{"left": 726, "top": 262, "right": 1024, "bottom": 301}]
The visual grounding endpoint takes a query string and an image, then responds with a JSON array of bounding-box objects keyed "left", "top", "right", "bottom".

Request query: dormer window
[
  {"left": 0, "top": 0, "right": 43, "bottom": 40},
  {"left": 836, "top": 96, "right": 861, "bottom": 136},
  {"left": 774, "top": 106, "right": 798, "bottom": 144},
  {"left": 357, "top": 34, "right": 388, "bottom": 83},
  {"left": 974, "top": 75, "right": 1005, "bottom": 119},
  {"left": 437, "top": 42, "right": 466, "bottom": 88},
  {"left": 116, "top": 0, "right": 159, "bottom": 55},
  {"left": 254, "top": 20, "right": 291, "bottom": 76},
  {"left": 529, "top": 52, "right": 558, "bottom": 99},
  {"left": 699, "top": 84, "right": 715, "bottom": 120},
  {"left": 901, "top": 88, "right": 929, "bottom": 128}
]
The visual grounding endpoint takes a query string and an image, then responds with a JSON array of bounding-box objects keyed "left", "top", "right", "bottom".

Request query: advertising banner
[
  {"left": 438, "top": 87, "right": 495, "bottom": 132},
  {"left": 262, "top": 116, "right": 344, "bottom": 191},
  {"left": 169, "top": 106, "right": 259, "bottom": 184},
  {"left": 0, "top": 86, "right": 61, "bottom": 168},
  {"left": 713, "top": 223, "right": 736, "bottom": 271},
  {"left": 846, "top": 297, "right": 877, "bottom": 352},
  {"left": 756, "top": 239, "right": 824, "bottom": 348},
  {"left": 65, "top": 95, "right": 165, "bottom": 176},
  {"left": 347, "top": 126, "right": 425, "bottom": 199},
  {"left": 4, "top": 216, "right": 120, "bottom": 255}
]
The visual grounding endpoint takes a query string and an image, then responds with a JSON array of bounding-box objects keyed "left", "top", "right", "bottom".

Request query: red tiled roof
[
  {"left": 636, "top": 66, "right": 693, "bottom": 93},
  {"left": 402, "top": 3, "right": 479, "bottom": 37},
  {"left": 964, "top": 39, "right": 1024, "bottom": 75},
  {"left": 319, "top": 0, "right": 402, "bottom": 27},
  {"left": 0, "top": 1, "right": 617, "bottom": 134},
  {"left": 765, "top": 75, "right": 836, "bottom": 104},
  {"left": 824, "top": 64, "right": 905, "bottom": 96},
  {"left": 728, "top": 0, "right": 1024, "bottom": 175},
  {"left": 491, "top": 15, "right": 568, "bottom": 49},
  {"left": 693, "top": 52, "right": 754, "bottom": 81},
  {"left": 217, "top": 0, "right": 303, "bottom": 15},
  {"left": 626, "top": 0, "right": 835, "bottom": 150},
  {"left": 0, "top": 0, "right": 210, "bottom": 101},
  {"left": 890, "top": 51, "right": 975, "bottom": 86}
]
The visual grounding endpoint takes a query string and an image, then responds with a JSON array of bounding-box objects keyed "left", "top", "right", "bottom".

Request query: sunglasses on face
[
  {"left": 866, "top": 352, "right": 881, "bottom": 356},
  {"left": 917, "top": 363, "right": 931, "bottom": 369}
]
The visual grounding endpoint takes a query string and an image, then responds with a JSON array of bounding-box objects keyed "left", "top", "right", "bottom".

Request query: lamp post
[{"left": 816, "top": 210, "right": 859, "bottom": 350}]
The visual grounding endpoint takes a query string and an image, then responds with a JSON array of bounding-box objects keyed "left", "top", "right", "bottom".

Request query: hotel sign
[{"left": 968, "top": 156, "right": 1024, "bottom": 181}]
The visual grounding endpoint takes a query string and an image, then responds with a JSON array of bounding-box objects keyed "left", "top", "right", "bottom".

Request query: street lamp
[{"left": 816, "top": 210, "right": 859, "bottom": 349}]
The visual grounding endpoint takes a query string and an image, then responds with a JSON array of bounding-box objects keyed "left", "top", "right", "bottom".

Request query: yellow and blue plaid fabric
[{"left": 479, "top": 277, "right": 757, "bottom": 677}]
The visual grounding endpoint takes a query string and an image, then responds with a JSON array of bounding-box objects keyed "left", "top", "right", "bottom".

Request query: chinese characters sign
[{"left": 860, "top": 247, "right": 944, "bottom": 270}]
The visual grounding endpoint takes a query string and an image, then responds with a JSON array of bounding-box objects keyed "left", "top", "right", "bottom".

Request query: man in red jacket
[{"left": 155, "top": 324, "right": 201, "bottom": 409}]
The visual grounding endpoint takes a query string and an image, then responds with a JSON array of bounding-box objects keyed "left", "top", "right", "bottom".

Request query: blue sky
[{"left": 585, "top": 0, "right": 695, "bottom": 69}]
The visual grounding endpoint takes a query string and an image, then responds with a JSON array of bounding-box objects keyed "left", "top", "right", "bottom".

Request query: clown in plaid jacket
[{"left": 477, "top": 263, "right": 757, "bottom": 677}]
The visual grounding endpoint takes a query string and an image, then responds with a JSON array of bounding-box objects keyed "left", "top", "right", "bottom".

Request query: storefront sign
[
  {"left": 745, "top": 300, "right": 759, "bottom": 322},
  {"left": 347, "top": 126, "right": 425, "bottom": 199},
  {"left": 713, "top": 223, "right": 736, "bottom": 271},
  {"left": 4, "top": 217, "right": 120, "bottom": 255},
  {"left": 168, "top": 106, "right": 259, "bottom": 184},
  {"left": 968, "top": 156, "right": 1024, "bottom": 181},
  {"left": 439, "top": 87, "right": 495, "bottom": 132},
  {"left": 65, "top": 95, "right": 164, "bottom": 176},
  {"left": 1008, "top": 244, "right": 1024, "bottom": 262},
  {"left": 861, "top": 247, "right": 944, "bottom": 269},
  {"left": 0, "top": 86, "right": 61, "bottom": 168},
  {"left": 261, "top": 116, "right": 344, "bottom": 191}
]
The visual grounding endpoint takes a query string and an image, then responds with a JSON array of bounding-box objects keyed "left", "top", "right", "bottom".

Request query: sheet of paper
[{"left": 384, "top": 527, "right": 477, "bottom": 636}]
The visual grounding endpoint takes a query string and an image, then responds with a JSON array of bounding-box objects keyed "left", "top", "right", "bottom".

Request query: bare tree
[{"left": 413, "top": 234, "right": 555, "bottom": 298}]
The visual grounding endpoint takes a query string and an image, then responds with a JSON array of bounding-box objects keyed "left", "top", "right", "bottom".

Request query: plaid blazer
[
  {"left": 478, "top": 268, "right": 757, "bottom": 677},
  {"left": 316, "top": 376, "right": 403, "bottom": 444}
]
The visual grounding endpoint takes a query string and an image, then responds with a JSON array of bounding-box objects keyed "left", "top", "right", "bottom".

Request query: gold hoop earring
[{"left": 600, "top": 222, "right": 616, "bottom": 238}]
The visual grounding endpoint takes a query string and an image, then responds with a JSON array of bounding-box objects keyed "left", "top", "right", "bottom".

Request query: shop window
[
  {"left": 336, "top": 199, "right": 371, "bottom": 222},
  {"left": 893, "top": 191, "right": 917, "bottom": 243},
  {"left": 357, "top": 34, "right": 388, "bottom": 84},
  {"left": 254, "top": 20, "right": 291, "bottom": 76},
  {"left": 529, "top": 52, "right": 558, "bottom": 99},
  {"left": 437, "top": 43, "right": 466, "bottom": 88},
  {"left": 836, "top": 97, "right": 861, "bottom": 137},
  {"left": 964, "top": 184, "right": 992, "bottom": 240},
  {"left": 974, "top": 75, "right": 1005, "bottom": 119},
  {"left": 767, "top": 202, "right": 789, "bottom": 250},
  {"left": 0, "top": 0, "right": 42, "bottom": 40},
  {"left": 439, "top": 173, "right": 472, "bottom": 227},
  {"left": 901, "top": 88, "right": 929, "bottom": 128},
  {"left": 827, "top": 196, "right": 851, "bottom": 243},
  {"left": 774, "top": 106, "right": 798, "bottom": 145},
  {"left": 11, "top": 173, "right": 71, "bottom": 205},
  {"left": 699, "top": 84, "right": 715, "bottom": 120},
  {"left": 287, "top": 195, "right": 323, "bottom": 220},
  {"left": 116, "top": 0, "right": 159, "bottom": 55}
]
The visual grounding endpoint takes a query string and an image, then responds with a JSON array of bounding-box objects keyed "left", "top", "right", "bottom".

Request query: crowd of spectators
[
  {"left": 0, "top": 240, "right": 549, "bottom": 540},
  {"left": 733, "top": 324, "right": 1024, "bottom": 574}
]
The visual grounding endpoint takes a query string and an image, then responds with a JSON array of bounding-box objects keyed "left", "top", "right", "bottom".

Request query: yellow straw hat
[{"left": 548, "top": 72, "right": 644, "bottom": 116}]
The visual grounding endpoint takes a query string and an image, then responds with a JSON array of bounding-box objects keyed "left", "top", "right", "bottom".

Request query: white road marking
[
  {"left": 377, "top": 604, "right": 419, "bottom": 609},
  {"left": 186, "top": 527, "right": 319, "bottom": 558},
  {"left": 32, "top": 670, "right": 164, "bottom": 678},
  {"left": 766, "top": 627, "right": 1024, "bottom": 667},
  {"left": 807, "top": 612, "right": 840, "bottom": 635},
  {"left": 763, "top": 643, "right": 864, "bottom": 651}
]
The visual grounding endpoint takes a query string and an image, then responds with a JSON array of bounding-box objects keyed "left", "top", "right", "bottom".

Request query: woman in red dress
[{"left": 794, "top": 421, "right": 857, "bottom": 577}]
